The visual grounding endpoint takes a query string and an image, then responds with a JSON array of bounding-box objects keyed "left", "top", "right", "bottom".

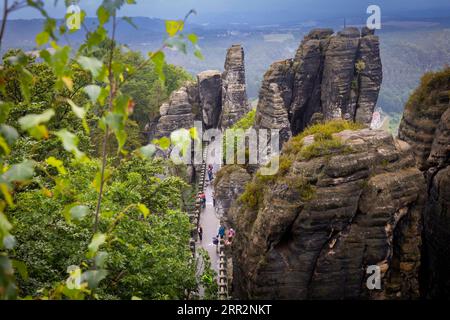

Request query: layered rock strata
[
  {"left": 232, "top": 129, "right": 425, "bottom": 299},
  {"left": 198, "top": 70, "right": 222, "bottom": 129},
  {"left": 255, "top": 27, "right": 382, "bottom": 138},
  {"left": 153, "top": 45, "right": 249, "bottom": 137},
  {"left": 398, "top": 68, "right": 450, "bottom": 298},
  {"left": 221, "top": 45, "right": 250, "bottom": 129},
  {"left": 154, "top": 84, "right": 196, "bottom": 138}
]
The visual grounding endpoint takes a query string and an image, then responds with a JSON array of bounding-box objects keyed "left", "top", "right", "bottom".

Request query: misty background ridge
[
  {"left": 2, "top": 1, "right": 450, "bottom": 120},
  {"left": 3, "top": 0, "right": 450, "bottom": 23}
]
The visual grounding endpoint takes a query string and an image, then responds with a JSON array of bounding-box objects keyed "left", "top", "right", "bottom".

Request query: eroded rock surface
[
  {"left": 321, "top": 27, "right": 361, "bottom": 120},
  {"left": 221, "top": 45, "right": 249, "bottom": 129},
  {"left": 254, "top": 60, "right": 294, "bottom": 145},
  {"left": 398, "top": 80, "right": 450, "bottom": 170},
  {"left": 255, "top": 27, "right": 382, "bottom": 138},
  {"left": 198, "top": 70, "right": 222, "bottom": 129},
  {"left": 233, "top": 129, "right": 425, "bottom": 299},
  {"left": 214, "top": 165, "right": 252, "bottom": 228},
  {"left": 398, "top": 68, "right": 450, "bottom": 298},
  {"left": 153, "top": 45, "right": 248, "bottom": 135},
  {"left": 154, "top": 85, "right": 195, "bottom": 138}
]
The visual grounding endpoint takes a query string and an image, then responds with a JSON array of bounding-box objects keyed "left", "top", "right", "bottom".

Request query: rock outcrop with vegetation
[
  {"left": 398, "top": 67, "right": 450, "bottom": 298},
  {"left": 231, "top": 121, "right": 425, "bottom": 299}
]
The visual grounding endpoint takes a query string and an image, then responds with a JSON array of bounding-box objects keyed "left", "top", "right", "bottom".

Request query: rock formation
[
  {"left": 214, "top": 165, "right": 252, "bottom": 227},
  {"left": 198, "top": 70, "right": 222, "bottom": 129},
  {"left": 398, "top": 75, "right": 450, "bottom": 170},
  {"left": 226, "top": 68, "right": 448, "bottom": 300},
  {"left": 154, "top": 84, "right": 196, "bottom": 138},
  {"left": 220, "top": 45, "right": 250, "bottom": 129},
  {"left": 255, "top": 27, "right": 382, "bottom": 138},
  {"left": 231, "top": 128, "right": 425, "bottom": 299},
  {"left": 148, "top": 26, "right": 450, "bottom": 300},
  {"left": 321, "top": 28, "right": 361, "bottom": 121},
  {"left": 254, "top": 60, "right": 294, "bottom": 145},
  {"left": 152, "top": 45, "right": 248, "bottom": 136},
  {"left": 152, "top": 28, "right": 381, "bottom": 140},
  {"left": 354, "top": 28, "right": 383, "bottom": 124},
  {"left": 290, "top": 29, "right": 332, "bottom": 134},
  {"left": 147, "top": 24, "right": 449, "bottom": 300},
  {"left": 398, "top": 67, "right": 450, "bottom": 298}
]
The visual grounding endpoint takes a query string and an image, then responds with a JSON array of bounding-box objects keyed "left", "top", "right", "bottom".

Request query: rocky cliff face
[
  {"left": 398, "top": 68, "right": 450, "bottom": 298},
  {"left": 255, "top": 27, "right": 382, "bottom": 138},
  {"left": 214, "top": 165, "right": 252, "bottom": 228},
  {"left": 221, "top": 45, "right": 250, "bottom": 129},
  {"left": 254, "top": 60, "right": 294, "bottom": 145},
  {"left": 198, "top": 70, "right": 222, "bottom": 129},
  {"left": 227, "top": 68, "right": 448, "bottom": 300},
  {"left": 231, "top": 126, "right": 425, "bottom": 299},
  {"left": 152, "top": 28, "right": 381, "bottom": 139},
  {"left": 154, "top": 84, "right": 196, "bottom": 138},
  {"left": 152, "top": 45, "right": 248, "bottom": 136}
]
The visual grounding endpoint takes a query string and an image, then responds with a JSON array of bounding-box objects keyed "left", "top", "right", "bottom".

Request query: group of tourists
[
  {"left": 212, "top": 225, "right": 235, "bottom": 252},
  {"left": 198, "top": 192, "right": 206, "bottom": 208}
]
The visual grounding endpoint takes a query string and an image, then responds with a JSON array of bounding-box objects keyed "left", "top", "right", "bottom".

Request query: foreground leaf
[
  {"left": 19, "top": 109, "right": 55, "bottom": 139},
  {"left": 165, "top": 20, "right": 184, "bottom": 37},
  {"left": 2, "top": 160, "right": 36, "bottom": 183},
  {"left": 54, "top": 129, "right": 86, "bottom": 160},
  {"left": 77, "top": 56, "right": 103, "bottom": 78},
  {"left": 87, "top": 233, "right": 106, "bottom": 258}
]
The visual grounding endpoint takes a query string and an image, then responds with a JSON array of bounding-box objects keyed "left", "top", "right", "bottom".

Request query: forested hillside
[
  {"left": 0, "top": 0, "right": 213, "bottom": 300},
  {"left": 379, "top": 26, "right": 450, "bottom": 113}
]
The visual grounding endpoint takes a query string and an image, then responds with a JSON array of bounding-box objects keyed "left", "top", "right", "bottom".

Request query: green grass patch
[
  {"left": 405, "top": 67, "right": 450, "bottom": 116},
  {"left": 239, "top": 179, "right": 264, "bottom": 210},
  {"left": 283, "top": 176, "right": 316, "bottom": 201},
  {"left": 232, "top": 109, "right": 256, "bottom": 130},
  {"left": 283, "top": 119, "right": 364, "bottom": 159},
  {"left": 300, "top": 137, "right": 344, "bottom": 160},
  {"left": 239, "top": 119, "right": 363, "bottom": 211}
]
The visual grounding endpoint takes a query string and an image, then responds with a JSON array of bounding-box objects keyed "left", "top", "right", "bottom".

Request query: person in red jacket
[{"left": 199, "top": 192, "right": 206, "bottom": 208}]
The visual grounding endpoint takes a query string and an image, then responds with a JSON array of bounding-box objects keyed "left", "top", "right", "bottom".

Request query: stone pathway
[
  {"left": 197, "top": 138, "right": 222, "bottom": 273},
  {"left": 198, "top": 176, "right": 220, "bottom": 273}
]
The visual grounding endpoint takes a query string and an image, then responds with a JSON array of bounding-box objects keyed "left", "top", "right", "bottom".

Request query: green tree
[{"left": 0, "top": 0, "right": 206, "bottom": 300}]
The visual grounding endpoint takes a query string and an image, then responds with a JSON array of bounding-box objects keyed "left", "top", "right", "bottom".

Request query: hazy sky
[{"left": 5, "top": 0, "right": 450, "bottom": 23}]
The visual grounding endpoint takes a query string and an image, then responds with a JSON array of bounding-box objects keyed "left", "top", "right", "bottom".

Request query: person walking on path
[
  {"left": 208, "top": 164, "right": 214, "bottom": 182},
  {"left": 199, "top": 192, "right": 206, "bottom": 209},
  {"left": 213, "top": 236, "right": 219, "bottom": 253},
  {"left": 198, "top": 226, "right": 203, "bottom": 241},
  {"left": 218, "top": 225, "right": 226, "bottom": 239},
  {"left": 212, "top": 191, "right": 216, "bottom": 208},
  {"left": 226, "top": 228, "right": 235, "bottom": 245}
]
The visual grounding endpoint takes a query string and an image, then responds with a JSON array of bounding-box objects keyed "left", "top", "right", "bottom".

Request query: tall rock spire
[{"left": 220, "top": 44, "right": 249, "bottom": 129}]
